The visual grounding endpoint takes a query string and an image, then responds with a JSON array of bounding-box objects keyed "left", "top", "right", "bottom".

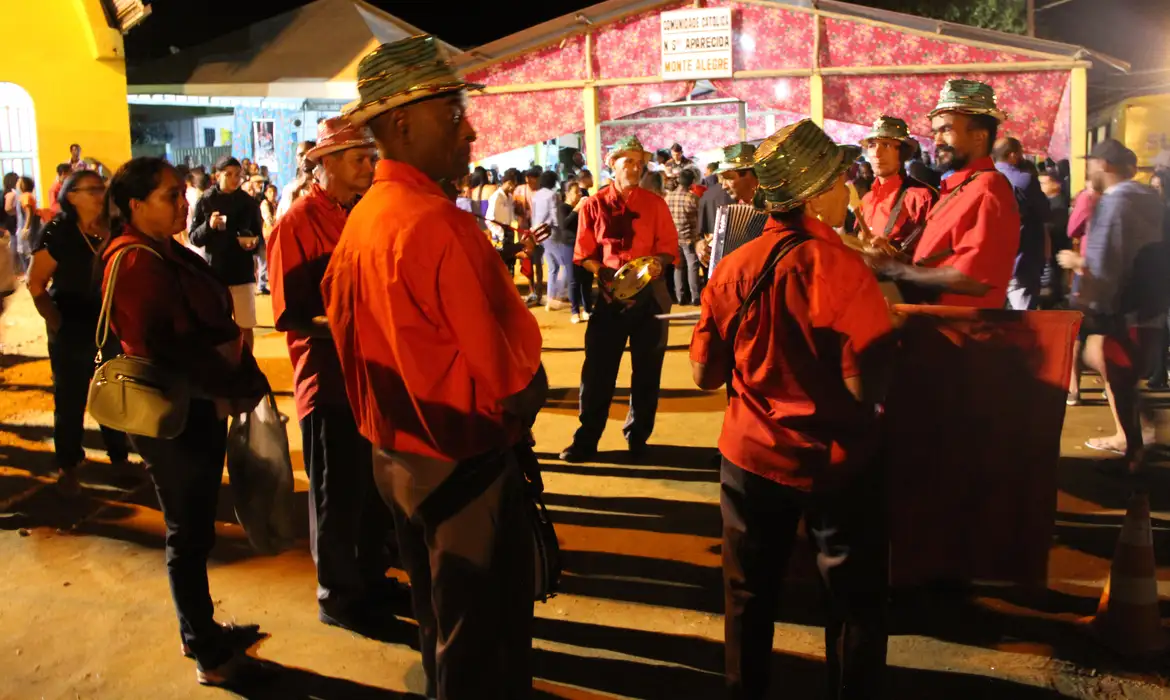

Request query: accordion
[{"left": 710, "top": 203, "right": 771, "bottom": 274}]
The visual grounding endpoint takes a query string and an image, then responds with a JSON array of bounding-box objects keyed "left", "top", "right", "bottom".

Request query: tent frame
[{"left": 458, "top": 0, "right": 1099, "bottom": 190}]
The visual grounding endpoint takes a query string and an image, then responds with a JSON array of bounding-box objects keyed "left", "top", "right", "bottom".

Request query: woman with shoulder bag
[
  {"left": 27, "top": 171, "right": 130, "bottom": 495},
  {"left": 98, "top": 157, "right": 271, "bottom": 687}
]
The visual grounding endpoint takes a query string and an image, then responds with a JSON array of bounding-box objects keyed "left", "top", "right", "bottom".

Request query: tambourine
[{"left": 610, "top": 256, "right": 663, "bottom": 302}]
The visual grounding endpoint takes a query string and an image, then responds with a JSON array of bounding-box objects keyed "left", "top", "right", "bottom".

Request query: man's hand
[
  {"left": 595, "top": 267, "right": 617, "bottom": 303},
  {"left": 945, "top": 270, "right": 994, "bottom": 298},
  {"left": 862, "top": 250, "right": 903, "bottom": 277},
  {"left": 646, "top": 257, "right": 665, "bottom": 281},
  {"left": 239, "top": 237, "right": 258, "bottom": 251},
  {"left": 210, "top": 212, "right": 228, "bottom": 231},
  {"left": 696, "top": 234, "right": 713, "bottom": 266},
  {"left": 1057, "top": 249, "right": 1085, "bottom": 273}
]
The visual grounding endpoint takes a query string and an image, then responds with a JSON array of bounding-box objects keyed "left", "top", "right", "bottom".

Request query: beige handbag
[{"left": 87, "top": 244, "right": 191, "bottom": 439}]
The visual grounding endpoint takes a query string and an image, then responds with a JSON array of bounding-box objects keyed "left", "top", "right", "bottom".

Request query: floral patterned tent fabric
[{"left": 462, "top": 0, "right": 1075, "bottom": 161}]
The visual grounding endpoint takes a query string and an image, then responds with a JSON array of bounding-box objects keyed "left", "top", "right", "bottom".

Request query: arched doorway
[{"left": 0, "top": 82, "right": 38, "bottom": 196}]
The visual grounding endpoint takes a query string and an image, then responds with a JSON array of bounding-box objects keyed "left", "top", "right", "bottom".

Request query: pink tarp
[{"left": 464, "top": 0, "right": 1074, "bottom": 160}]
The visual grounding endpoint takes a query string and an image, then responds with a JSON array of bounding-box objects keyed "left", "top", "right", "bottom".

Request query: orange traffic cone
[{"left": 1090, "top": 490, "right": 1168, "bottom": 657}]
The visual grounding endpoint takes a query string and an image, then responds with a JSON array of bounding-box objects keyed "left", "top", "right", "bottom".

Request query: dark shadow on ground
[
  {"left": 532, "top": 617, "right": 1067, "bottom": 699},
  {"left": 222, "top": 662, "right": 425, "bottom": 700}
]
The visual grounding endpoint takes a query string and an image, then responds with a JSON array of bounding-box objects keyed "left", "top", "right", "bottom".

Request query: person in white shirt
[
  {"left": 277, "top": 140, "right": 318, "bottom": 220},
  {"left": 486, "top": 168, "right": 520, "bottom": 250}
]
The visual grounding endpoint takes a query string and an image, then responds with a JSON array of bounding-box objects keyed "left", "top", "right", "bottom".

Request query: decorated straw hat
[
  {"left": 305, "top": 117, "right": 375, "bottom": 161},
  {"left": 714, "top": 142, "right": 757, "bottom": 175},
  {"left": 606, "top": 135, "right": 653, "bottom": 166},
  {"left": 861, "top": 116, "right": 913, "bottom": 147},
  {"left": 928, "top": 79, "right": 1007, "bottom": 122},
  {"left": 752, "top": 119, "right": 861, "bottom": 213},
  {"left": 342, "top": 35, "right": 485, "bottom": 126}
]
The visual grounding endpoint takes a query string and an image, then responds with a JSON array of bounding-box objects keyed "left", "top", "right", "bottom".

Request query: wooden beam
[
  {"left": 1070, "top": 66, "right": 1088, "bottom": 196},
  {"left": 584, "top": 85, "right": 602, "bottom": 176}
]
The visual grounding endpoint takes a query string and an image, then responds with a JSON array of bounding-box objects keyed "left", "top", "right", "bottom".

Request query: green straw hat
[
  {"left": 927, "top": 79, "right": 1007, "bottom": 122},
  {"left": 714, "top": 142, "right": 757, "bottom": 175},
  {"left": 752, "top": 119, "right": 860, "bottom": 213},
  {"left": 342, "top": 35, "right": 485, "bottom": 126},
  {"left": 606, "top": 135, "right": 653, "bottom": 166},
  {"left": 861, "top": 116, "right": 913, "bottom": 147}
]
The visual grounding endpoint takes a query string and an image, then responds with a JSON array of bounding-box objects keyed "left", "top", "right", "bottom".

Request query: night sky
[{"left": 124, "top": 0, "right": 598, "bottom": 61}]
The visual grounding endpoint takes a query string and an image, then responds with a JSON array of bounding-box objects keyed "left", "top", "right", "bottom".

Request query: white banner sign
[{"left": 660, "top": 7, "right": 733, "bottom": 81}]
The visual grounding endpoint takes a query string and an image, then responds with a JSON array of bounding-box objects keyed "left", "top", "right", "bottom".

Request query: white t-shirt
[{"left": 486, "top": 188, "right": 515, "bottom": 247}]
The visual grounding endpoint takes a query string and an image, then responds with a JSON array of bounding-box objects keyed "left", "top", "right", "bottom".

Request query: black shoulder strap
[{"left": 726, "top": 233, "right": 812, "bottom": 354}]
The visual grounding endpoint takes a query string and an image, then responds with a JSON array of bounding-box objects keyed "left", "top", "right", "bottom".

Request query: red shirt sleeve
[
  {"left": 906, "top": 187, "right": 936, "bottom": 226},
  {"left": 574, "top": 197, "right": 600, "bottom": 265},
  {"left": 947, "top": 181, "right": 1021, "bottom": 289},
  {"left": 689, "top": 268, "right": 736, "bottom": 374},
  {"left": 432, "top": 225, "right": 539, "bottom": 403},
  {"left": 819, "top": 252, "right": 895, "bottom": 378},
  {"left": 1068, "top": 189, "right": 1095, "bottom": 240},
  {"left": 267, "top": 210, "right": 308, "bottom": 332}
]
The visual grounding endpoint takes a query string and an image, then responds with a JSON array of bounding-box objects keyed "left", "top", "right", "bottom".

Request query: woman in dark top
[
  {"left": 100, "top": 157, "right": 270, "bottom": 687},
  {"left": 558, "top": 181, "right": 593, "bottom": 322},
  {"left": 27, "top": 171, "right": 130, "bottom": 495}
]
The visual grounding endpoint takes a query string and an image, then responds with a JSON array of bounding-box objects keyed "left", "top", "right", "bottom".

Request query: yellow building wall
[{"left": 0, "top": 0, "right": 131, "bottom": 195}]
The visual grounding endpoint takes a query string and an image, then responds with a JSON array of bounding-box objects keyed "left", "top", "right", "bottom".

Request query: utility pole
[{"left": 1027, "top": 0, "right": 1036, "bottom": 37}]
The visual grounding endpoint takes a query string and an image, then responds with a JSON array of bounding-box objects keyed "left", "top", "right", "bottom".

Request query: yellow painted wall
[{"left": 0, "top": 0, "right": 131, "bottom": 195}]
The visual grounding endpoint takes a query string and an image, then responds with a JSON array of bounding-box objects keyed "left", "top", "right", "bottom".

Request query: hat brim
[
  {"left": 304, "top": 139, "right": 376, "bottom": 162},
  {"left": 927, "top": 105, "right": 1008, "bottom": 123},
  {"left": 758, "top": 145, "right": 859, "bottom": 213},
  {"left": 342, "top": 81, "right": 485, "bottom": 126},
  {"left": 606, "top": 148, "right": 652, "bottom": 167},
  {"left": 860, "top": 133, "right": 913, "bottom": 148},
  {"left": 714, "top": 160, "right": 754, "bottom": 176}
]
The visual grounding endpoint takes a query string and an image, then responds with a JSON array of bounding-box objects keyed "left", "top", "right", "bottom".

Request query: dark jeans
[
  {"left": 675, "top": 241, "right": 703, "bottom": 305},
  {"left": 573, "top": 296, "right": 667, "bottom": 448},
  {"left": 301, "top": 406, "right": 394, "bottom": 612},
  {"left": 570, "top": 265, "right": 594, "bottom": 316},
  {"left": 721, "top": 458, "right": 888, "bottom": 700},
  {"left": 1147, "top": 311, "right": 1170, "bottom": 385},
  {"left": 130, "top": 400, "right": 232, "bottom": 671},
  {"left": 47, "top": 325, "right": 129, "bottom": 469},
  {"left": 373, "top": 448, "right": 534, "bottom": 700}
]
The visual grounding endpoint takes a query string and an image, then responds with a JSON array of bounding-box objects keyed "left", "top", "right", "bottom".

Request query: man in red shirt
[
  {"left": 866, "top": 80, "right": 1020, "bottom": 308},
  {"left": 690, "top": 119, "right": 894, "bottom": 699},
  {"left": 321, "top": 36, "right": 546, "bottom": 699},
  {"left": 560, "top": 135, "right": 678, "bottom": 462},
  {"left": 267, "top": 117, "right": 399, "bottom": 634},
  {"left": 48, "top": 164, "right": 70, "bottom": 216},
  {"left": 857, "top": 116, "right": 936, "bottom": 252}
]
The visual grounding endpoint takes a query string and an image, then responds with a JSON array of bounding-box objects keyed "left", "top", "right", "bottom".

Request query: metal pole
[{"left": 1027, "top": 0, "right": 1036, "bottom": 37}]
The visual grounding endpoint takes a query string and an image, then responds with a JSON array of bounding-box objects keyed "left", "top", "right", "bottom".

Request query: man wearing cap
[
  {"left": 865, "top": 80, "right": 1021, "bottom": 308},
  {"left": 560, "top": 135, "right": 678, "bottom": 463},
  {"left": 858, "top": 116, "right": 937, "bottom": 253},
  {"left": 321, "top": 36, "right": 546, "bottom": 699},
  {"left": 276, "top": 140, "right": 318, "bottom": 220},
  {"left": 1058, "top": 139, "right": 1166, "bottom": 468},
  {"left": 267, "top": 117, "right": 400, "bottom": 634},
  {"left": 690, "top": 119, "right": 894, "bottom": 698},
  {"left": 697, "top": 142, "right": 756, "bottom": 266}
]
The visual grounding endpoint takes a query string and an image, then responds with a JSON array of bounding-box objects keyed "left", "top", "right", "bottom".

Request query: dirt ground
[{"left": 3, "top": 282, "right": 1170, "bottom": 700}]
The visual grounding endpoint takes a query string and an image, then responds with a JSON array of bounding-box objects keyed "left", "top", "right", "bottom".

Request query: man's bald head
[{"left": 992, "top": 137, "right": 1023, "bottom": 166}]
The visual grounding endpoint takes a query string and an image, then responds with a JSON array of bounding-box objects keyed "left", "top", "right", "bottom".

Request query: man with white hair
[{"left": 561, "top": 135, "right": 678, "bottom": 463}]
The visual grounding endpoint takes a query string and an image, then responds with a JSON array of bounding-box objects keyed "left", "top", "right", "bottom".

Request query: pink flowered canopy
[{"left": 463, "top": 0, "right": 1074, "bottom": 161}]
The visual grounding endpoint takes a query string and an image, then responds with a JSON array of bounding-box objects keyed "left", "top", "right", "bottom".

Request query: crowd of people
[{"left": 9, "top": 32, "right": 1170, "bottom": 700}]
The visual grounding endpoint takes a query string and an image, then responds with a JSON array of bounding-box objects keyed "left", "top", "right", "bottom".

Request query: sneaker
[
  {"left": 571, "top": 314, "right": 582, "bottom": 324},
  {"left": 559, "top": 443, "right": 597, "bottom": 463},
  {"left": 525, "top": 295, "right": 542, "bottom": 308},
  {"left": 256, "top": 287, "right": 271, "bottom": 296},
  {"left": 319, "top": 603, "right": 402, "bottom": 638},
  {"left": 580, "top": 311, "right": 591, "bottom": 322},
  {"left": 546, "top": 299, "right": 565, "bottom": 311},
  {"left": 195, "top": 653, "right": 270, "bottom": 687}
]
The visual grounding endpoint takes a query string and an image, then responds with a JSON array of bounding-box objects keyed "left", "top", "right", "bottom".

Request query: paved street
[{"left": 2, "top": 284, "right": 1170, "bottom": 699}]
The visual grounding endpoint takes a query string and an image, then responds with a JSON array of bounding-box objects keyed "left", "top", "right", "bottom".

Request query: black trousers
[
  {"left": 300, "top": 406, "right": 394, "bottom": 611},
  {"left": 131, "top": 400, "right": 232, "bottom": 671},
  {"left": 721, "top": 458, "right": 888, "bottom": 700},
  {"left": 373, "top": 448, "right": 534, "bottom": 700},
  {"left": 47, "top": 324, "right": 129, "bottom": 470},
  {"left": 573, "top": 297, "right": 667, "bottom": 449}
]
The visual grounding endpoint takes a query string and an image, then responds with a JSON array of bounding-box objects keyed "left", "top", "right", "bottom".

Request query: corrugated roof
[
  {"left": 127, "top": 0, "right": 454, "bottom": 88},
  {"left": 451, "top": 0, "right": 1129, "bottom": 73}
]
